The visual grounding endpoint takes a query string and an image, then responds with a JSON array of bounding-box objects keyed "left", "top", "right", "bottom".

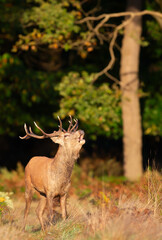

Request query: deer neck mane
[{"left": 51, "top": 145, "right": 79, "bottom": 176}]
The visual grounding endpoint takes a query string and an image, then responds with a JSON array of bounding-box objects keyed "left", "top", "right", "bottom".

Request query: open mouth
[{"left": 78, "top": 131, "right": 85, "bottom": 144}]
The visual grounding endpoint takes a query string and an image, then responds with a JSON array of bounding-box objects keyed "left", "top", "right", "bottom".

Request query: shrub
[{"left": 0, "top": 192, "right": 14, "bottom": 218}]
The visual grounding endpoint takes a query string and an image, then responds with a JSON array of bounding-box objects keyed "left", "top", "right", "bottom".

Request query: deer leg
[
  {"left": 46, "top": 194, "right": 54, "bottom": 225},
  {"left": 23, "top": 188, "right": 33, "bottom": 231},
  {"left": 60, "top": 194, "right": 68, "bottom": 220},
  {"left": 36, "top": 194, "right": 47, "bottom": 232}
]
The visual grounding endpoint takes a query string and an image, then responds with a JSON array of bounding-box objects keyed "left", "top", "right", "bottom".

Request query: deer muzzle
[{"left": 78, "top": 130, "right": 85, "bottom": 144}]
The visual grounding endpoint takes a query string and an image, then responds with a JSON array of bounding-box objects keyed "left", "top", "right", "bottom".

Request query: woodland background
[
  {"left": 0, "top": 1, "right": 162, "bottom": 239},
  {"left": 0, "top": 0, "right": 161, "bottom": 178}
]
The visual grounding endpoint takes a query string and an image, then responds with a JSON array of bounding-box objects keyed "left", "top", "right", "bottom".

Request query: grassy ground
[{"left": 0, "top": 164, "right": 162, "bottom": 240}]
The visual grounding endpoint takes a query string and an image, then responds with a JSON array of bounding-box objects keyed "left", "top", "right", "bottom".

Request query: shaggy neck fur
[{"left": 51, "top": 144, "right": 79, "bottom": 179}]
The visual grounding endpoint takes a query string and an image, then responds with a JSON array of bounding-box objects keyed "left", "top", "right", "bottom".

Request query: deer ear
[{"left": 51, "top": 136, "right": 64, "bottom": 145}]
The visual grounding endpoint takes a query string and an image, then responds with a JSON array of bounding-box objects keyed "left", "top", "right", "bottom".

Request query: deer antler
[
  {"left": 66, "top": 116, "right": 78, "bottom": 133},
  {"left": 19, "top": 116, "right": 79, "bottom": 140},
  {"left": 67, "top": 115, "right": 73, "bottom": 132},
  {"left": 69, "top": 119, "right": 78, "bottom": 132},
  {"left": 57, "top": 116, "right": 62, "bottom": 132},
  {"left": 19, "top": 121, "right": 60, "bottom": 140},
  {"left": 19, "top": 123, "right": 46, "bottom": 139},
  {"left": 57, "top": 116, "right": 67, "bottom": 133}
]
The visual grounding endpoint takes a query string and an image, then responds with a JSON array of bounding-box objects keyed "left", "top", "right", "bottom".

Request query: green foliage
[
  {"left": 142, "top": 3, "right": 162, "bottom": 136},
  {"left": 98, "top": 175, "right": 127, "bottom": 184},
  {"left": 14, "top": 0, "right": 97, "bottom": 58},
  {"left": 0, "top": 0, "right": 23, "bottom": 45},
  {"left": 0, "top": 192, "right": 14, "bottom": 218},
  {"left": 15, "top": 0, "right": 83, "bottom": 52},
  {"left": 56, "top": 72, "right": 122, "bottom": 139},
  {"left": 0, "top": 53, "right": 60, "bottom": 135},
  {"left": 143, "top": 92, "right": 162, "bottom": 136},
  {"left": 76, "top": 188, "right": 92, "bottom": 199},
  {"left": 146, "top": 20, "right": 162, "bottom": 58},
  {"left": 94, "top": 159, "right": 123, "bottom": 177},
  {"left": 0, "top": 0, "right": 161, "bottom": 140}
]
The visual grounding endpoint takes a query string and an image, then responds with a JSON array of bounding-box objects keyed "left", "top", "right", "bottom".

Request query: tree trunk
[{"left": 120, "top": 0, "right": 143, "bottom": 181}]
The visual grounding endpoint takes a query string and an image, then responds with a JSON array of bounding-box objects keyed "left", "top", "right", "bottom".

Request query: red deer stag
[{"left": 20, "top": 116, "right": 85, "bottom": 231}]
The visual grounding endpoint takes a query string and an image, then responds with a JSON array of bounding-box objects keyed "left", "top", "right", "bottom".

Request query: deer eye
[{"left": 64, "top": 134, "right": 69, "bottom": 138}]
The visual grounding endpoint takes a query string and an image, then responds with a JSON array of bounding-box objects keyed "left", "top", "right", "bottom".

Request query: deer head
[{"left": 19, "top": 116, "right": 85, "bottom": 149}]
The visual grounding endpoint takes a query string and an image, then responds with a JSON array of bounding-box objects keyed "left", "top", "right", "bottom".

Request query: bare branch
[
  {"left": 105, "top": 72, "right": 120, "bottom": 85},
  {"left": 78, "top": 10, "right": 162, "bottom": 83},
  {"left": 78, "top": 10, "right": 162, "bottom": 24},
  {"left": 86, "top": 0, "right": 101, "bottom": 16},
  {"left": 93, "top": 15, "right": 134, "bottom": 81}
]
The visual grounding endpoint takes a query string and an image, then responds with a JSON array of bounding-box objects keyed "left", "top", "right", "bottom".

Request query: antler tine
[
  {"left": 57, "top": 116, "right": 62, "bottom": 131},
  {"left": 27, "top": 123, "right": 46, "bottom": 139},
  {"left": 29, "top": 126, "right": 34, "bottom": 134},
  {"left": 19, "top": 123, "right": 30, "bottom": 139},
  {"left": 34, "top": 121, "right": 48, "bottom": 135},
  {"left": 20, "top": 123, "right": 50, "bottom": 140},
  {"left": 58, "top": 126, "right": 66, "bottom": 133},
  {"left": 74, "top": 119, "right": 78, "bottom": 131},
  {"left": 19, "top": 123, "right": 44, "bottom": 139},
  {"left": 67, "top": 115, "right": 73, "bottom": 132},
  {"left": 24, "top": 123, "right": 29, "bottom": 134},
  {"left": 34, "top": 121, "right": 60, "bottom": 137},
  {"left": 70, "top": 119, "right": 78, "bottom": 132}
]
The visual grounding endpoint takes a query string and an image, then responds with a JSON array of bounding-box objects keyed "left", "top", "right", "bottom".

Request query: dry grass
[
  {"left": 0, "top": 194, "right": 161, "bottom": 240},
  {"left": 0, "top": 169, "right": 162, "bottom": 240}
]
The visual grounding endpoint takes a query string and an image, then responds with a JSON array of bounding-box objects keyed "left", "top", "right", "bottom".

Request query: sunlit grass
[
  {"left": 0, "top": 166, "right": 161, "bottom": 240},
  {"left": 0, "top": 192, "right": 161, "bottom": 240}
]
